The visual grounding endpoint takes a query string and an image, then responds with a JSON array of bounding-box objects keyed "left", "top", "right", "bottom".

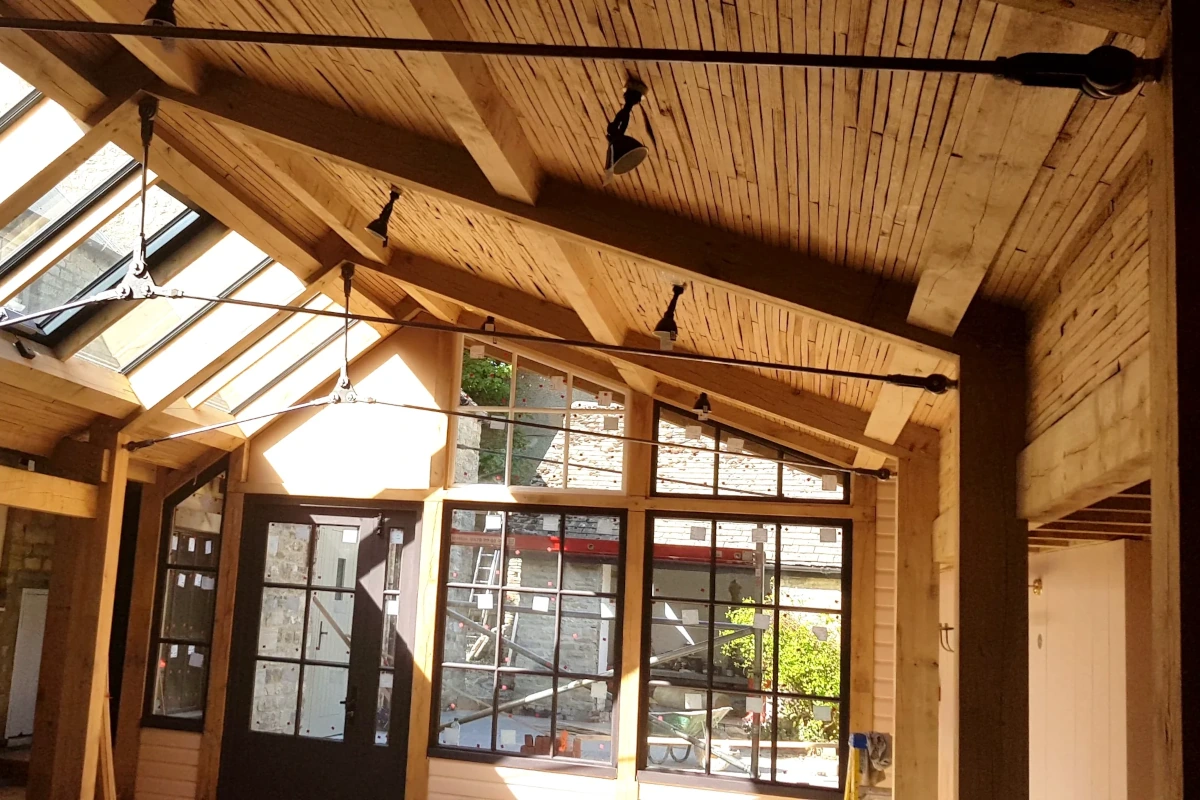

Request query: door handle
[{"left": 340, "top": 685, "right": 359, "bottom": 723}]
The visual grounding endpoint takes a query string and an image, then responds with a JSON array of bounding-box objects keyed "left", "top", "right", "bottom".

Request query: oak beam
[
  {"left": 62, "top": 0, "right": 203, "bottom": 93},
  {"left": 993, "top": 0, "right": 1160, "bottom": 37},
  {"left": 0, "top": 463, "right": 97, "bottom": 517},
  {"left": 1146, "top": 5, "right": 1196, "bottom": 797},
  {"left": 855, "top": 350, "right": 944, "bottom": 470},
  {"left": 152, "top": 74, "right": 972, "bottom": 360},
  {"left": 0, "top": 1, "right": 106, "bottom": 118},
  {"left": 48, "top": 427, "right": 129, "bottom": 800},
  {"left": 1017, "top": 350, "right": 1150, "bottom": 524}
]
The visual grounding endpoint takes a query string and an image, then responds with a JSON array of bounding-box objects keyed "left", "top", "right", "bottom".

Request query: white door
[{"left": 5, "top": 588, "right": 49, "bottom": 739}]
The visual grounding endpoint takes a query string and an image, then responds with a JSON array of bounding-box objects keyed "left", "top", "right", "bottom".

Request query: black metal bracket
[{"left": 998, "top": 45, "right": 1157, "bottom": 98}]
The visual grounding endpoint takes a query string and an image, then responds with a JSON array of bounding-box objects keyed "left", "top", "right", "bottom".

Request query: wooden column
[
  {"left": 955, "top": 331, "right": 1028, "bottom": 800},
  {"left": 113, "top": 472, "right": 164, "bottom": 800},
  {"left": 894, "top": 456, "right": 939, "bottom": 799},
  {"left": 49, "top": 428, "right": 130, "bottom": 800},
  {"left": 616, "top": 392, "right": 653, "bottom": 800},
  {"left": 1147, "top": 5, "right": 1196, "bottom": 797},
  {"left": 848, "top": 475, "right": 878, "bottom": 733},
  {"left": 196, "top": 445, "right": 248, "bottom": 800},
  {"left": 403, "top": 496, "right": 446, "bottom": 800}
]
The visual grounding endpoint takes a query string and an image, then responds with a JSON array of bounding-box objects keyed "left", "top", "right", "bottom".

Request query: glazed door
[{"left": 219, "top": 503, "right": 419, "bottom": 799}]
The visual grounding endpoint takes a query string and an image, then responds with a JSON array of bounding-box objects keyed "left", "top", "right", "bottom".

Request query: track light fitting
[
  {"left": 693, "top": 392, "right": 712, "bottom": 421},
  {"left": 654, "top": 283, "right": 686, "bottom": 351},
  {"left": 142, "top": 0, "right": 177, "bottom": 51},
  {"left": 365, "top": 188, "right": 400, "bottom": 245},
  {"left": 604, "top": 78, "right": 649, "bottom": 182}
]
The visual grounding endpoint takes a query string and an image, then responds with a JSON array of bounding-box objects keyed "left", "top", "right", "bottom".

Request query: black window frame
[
  {"left": 428, "top": 502, "right": 627, "bottom": 777},
  {"left": 650, "top": 402, "right": 850, "bottom": 505},
  {"left": 638, "top": 511, "right": 852, "bottom": 800},
  {"left": 0, "top": 88, "right": 42, "bottom": 136},
  {"left": 143, "top": 456, "right": 230, "bottom": 731}
]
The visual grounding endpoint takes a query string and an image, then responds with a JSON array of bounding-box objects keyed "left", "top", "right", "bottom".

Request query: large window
[
  {"left": 653, "top": 404, "right": 847, "bottom": 503},
  {"left": 146, "top": 460, "right": 228, "bottom": 727},
  {"left": 432, "top": 506, "right": 623, "bottom": 767},
  {"left": 454, "top": 339, "right": 626, "bottom": 490},
  {"left": 642, "top": 514, "right": 849, "bottom": 792}
]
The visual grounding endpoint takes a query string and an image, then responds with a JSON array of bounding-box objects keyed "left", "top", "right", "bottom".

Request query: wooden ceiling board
[
  {"left": 0, "top": 0, "right": 123, "bottom": 66},
  {"left": 0, "top": 381, "right": 98, "bottom": 455},
  {"left": 172, "top": 0, "right": 456, "bottom": 144},
  {"left": 352, "top": 267, "right": 409, "bottom": 311}
]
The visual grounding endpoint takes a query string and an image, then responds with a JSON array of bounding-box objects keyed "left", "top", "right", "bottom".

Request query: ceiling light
[
  {"left": 693, "top": 392, "right": 712, "bottom": 421},
  {"left": 653, "top": 283, "right": 685, "bottom": 350},
  {"left": 366, "top": 188, "right": 400, "bottom": 246},
  {"left": 603, "top": 78, "right": 649, "bottom": 183},
  {"left": 142, "top": 0, "right": 177, "bottom": 51}
]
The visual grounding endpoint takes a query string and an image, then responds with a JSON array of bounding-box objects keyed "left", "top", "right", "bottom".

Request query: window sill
[
  {"left": 636, "top": 768, "right": 844, "bottom": 800},
  {"left": 428, "top": 747, "right": 617, "bottom": 778}
]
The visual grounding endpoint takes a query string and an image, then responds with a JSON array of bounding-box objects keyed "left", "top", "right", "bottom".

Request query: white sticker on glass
[
  {"left": 812, "top": 625, "right": 829, "bottom": 641},
  {"left": 484, "top": 513, "right": 503, "bottom": 531},
  {"left": 186, "top": 537, "right": 195, "bottom": 552},
  {"left": 603, "top": 415, "right": 620, "bottom": 431},
  {"left": 476, "top": 593, "right": 494, "bottom": 611},
  {"left": 727, "top": 437, "right": 745, "bottom": 452},
  {"left": 532, "top": 595, "right": 551, "bottom": 613},
  {"left": 267, "top": 536, "right": 279, "bottom": 557},
  {"left": 814, "top": 704, "right": 833, "bottom": 722},
  {"left": 681, "top": 609, "right": 700, "bottom": 626},
  {"left": 685, "top": 693, "right": 705, "bottom": 710},
  {"left": 342, "top": 528, "right": 358, "bottom": 544},
  {"left": 205, "top": 540, "right": 213, "bottom": 555},
  {"left": 488, "top": 418, "right": 506, "bottom": 430},
  {"left": 169, "top": 644, "right": 178, "bottom": 658},
  {"left": 542, "top": 514, "right": 558, "bottom": 531},
  {"left": 444, "top": 724, "right": 461, "bottom": 746},
  {"left": 690, "top": 526, "right": 707, "bottom": 541},
  {"left": 684, "top": 424, "right": 702, "bottom": 440},
  {"left": 822, "top": 473, "right": 839, "bottom": 492},
  {"left": 189, "top": 652, "right": 204, "bottom": 668},
  {"left": 170, "top": 535, "right": 178, "bottom": 551},
  {"left": 177, "top": 573, "right": 186, "bottom": 588},
  {"left": 820, "top": 527, "right": 838, "bottom": 543},
  {"left": 380, "top": 671, "right": 394, "bottom": 689},
  {"left": 385, "top": 599, "right": 400, "bottom": 615},
  {"left": 595, "top": 517, "right": 614, "bottom": 535},
  {"left": 752, "top": 527, "right": 769, "bottom": 543},
  {"left": 389, "top": 528, "right": 404, "bottom": 545},
  {"left": 753, "top": 613, "right": 771, "bottom": 630},
  {"left": 600, "top": 600, "right": 616, "bottom": 619},
  {"left": 201, "top": 576, "right": 215, "bottom": 591},
  {"left": 295, "top": 527, "right": 310, "bottom": 542},
  {"left": 194, "top": 573, "right": 203, "bottom": 587},
  {"left": 469, "top": 344, "right": 485, "bottom": 359},
  {"left": 500, "top": 729, "right": 517, "bottom": 745},
  {"left": 591, "top": 682, "right": 608, "bottom": 701},
  {"left": 598, "top": 390, "right": 612, "bottom": 407},
  {"left": 745, "top": 696, "right": 765, "bottom": 714}
]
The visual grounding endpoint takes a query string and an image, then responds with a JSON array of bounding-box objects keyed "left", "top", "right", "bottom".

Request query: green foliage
[
  {"left": 461, "top": 354, "right": 512, "bottom": 407},
  {"left": 721, "top": 605, "right": 841, "bottom": 742}
]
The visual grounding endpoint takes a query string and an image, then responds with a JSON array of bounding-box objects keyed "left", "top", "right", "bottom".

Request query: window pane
[
  {"left": 166, "top": 471, "right": 225, "bottom": 570},
  {"left": 0, "top": 143, "right": 132, "bottom": 264},
  {"left": 151, "top": 643, "right": 208, "bottom": 719},
  {"left": 514, "top": 358, "right": 567, "bottom": 409},
  {"left": 442, "top": 587, "right": 497, "bottom": 665},
  {"left": 436, "top": 667, "right": 494, "bottom": 748},
  {"left": 567, "top": 414, "right": 623, "bottom": 490},
  {"left": 376, "top": 671, "right": 393, "bottom": 745},
  {"left": 563, "top": 514, "right": 620, "bottom": 590},
  {"left": 655, "top": 408, "right": 716, "bottom": 494},
  {"left": 648, "top": 600, "right": 710, "bottom": 686},
  {"left": 558, "top": 596, "right": 616, "bottom": 675},
  {"left": 382, "top": 593, "right": 400, "bottom": 668},
  {"left": 460, "top": 341, "right": 512, "bottom": 406},
  {"left": 712, "top": 692, "right": 773, "bottom": 781},
  {"left": 782, "top": 458, "right": 846, "bottom": 501},
  {"left": 306, "top": 590, "right": 353, "bottom": 664},
  {"left": 780, "top": 524, "right": 843, "bottom": 610},
  {"left": 257, "top": 587, "right": 305, "bottom": 659},
  {"left": 718, "top": 434, "right": 779, "bottom": 498},
  {"left": 251, "top": 660, "right": 299, "bottom": 734},
  {"left": 775, "top": 612, "right": 841, "bottom": 698},
  {"left": 160, "top": 569, "right": 217, "bottom": 642},
  {"left": 264, "top": 522, "right": 311, "bottom": 584},
  {"left": 500, "top": 591, "right": 556, "bottom": 669},
  {"left": 311, "top": 525, "right": 358, "bottom": 589},
  {"left": 505, "top": 511, "right": 559, "bottom": 590},
  {"left": 454, "top": 411, "right": 509, "bottom": 485},
  {"left": 298, "top": 665, "right": 347, "bottom": 740},
  {"left": 495, "top": 673, "right": 554, "bottom": 753},
  {"left": 11, "top": 186, "right": 186, "bottom": 317},
  {"left": 715, "top": 520, "right": 775, "bottom": 606},
  {"left": 652, "top": 518, "right": 711, "bottom": 600},
  {"left": 774, "top": 698, "right": 840, "bottom": 787},
  {"left": 555, "top": 679, "right": 614, "bottom": 761},
  {"left": 446, "top": 514, "right": 502, "bottom": 586},
  {"left": 511, "top": 413, "right": 564, "bottom": 487},
  {"left": 714, "top": 605, "right": 772, "bottom": 693},
  {"left": 0, "top": 66, "right": 33, "bottom": 117},
  {"left": 81, "top": 230, "right": 266, "bottom": 370},
  {"left": 571, "top": 376, "right": 624, "bottom": 410}
]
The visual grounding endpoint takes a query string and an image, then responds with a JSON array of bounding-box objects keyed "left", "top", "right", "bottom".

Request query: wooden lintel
[{"left": 0, "top": 463, "right": 98, "bottom": 517}]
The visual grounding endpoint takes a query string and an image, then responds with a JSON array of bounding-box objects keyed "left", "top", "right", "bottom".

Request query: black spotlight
[
  {"left": 604, "top": 78, "right": 649, "bottom": 182},
  {"left": 366, "top": 188, "right": 401, "bottom": 246},
  {"left": 143, "top": 0, "right": 177, "bottom": 50},
  {"left": 653, "top": 283, "right": 686, "bottom": 350},
  {"left": 692, "top": 392, "right": 712, "bottom": 421}
]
